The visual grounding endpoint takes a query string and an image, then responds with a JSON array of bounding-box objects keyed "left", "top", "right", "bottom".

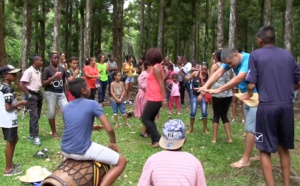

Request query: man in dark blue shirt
[{"left": 245, "top": 25, "right": 300, "bottom": 186}]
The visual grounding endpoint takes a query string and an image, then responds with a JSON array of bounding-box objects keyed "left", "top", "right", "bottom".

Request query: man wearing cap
[
  {"left": 138, "top": 119, "right": 207, "bottom": 186},
  {"left": 19, "top": 55, "right": 43, "bottom": 145},
  {"left": 0, "top": 65, "right": 27, "bottom": 176},
  {"left": 42, "top": 51, "right": 68, "bottom": 139}
]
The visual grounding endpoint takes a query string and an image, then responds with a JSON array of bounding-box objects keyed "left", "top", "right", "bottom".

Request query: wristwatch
[{"left": 25, "top": 94, "right": 32, "bottom": 100}]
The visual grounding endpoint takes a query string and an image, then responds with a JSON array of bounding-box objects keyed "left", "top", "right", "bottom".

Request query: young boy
[
  {"left": 66, "top": 56, "right": 82, "bottom": 101},
  {"left": 61, "top": 78, "right": 127, "bottom": 186},
  {"left": 0, "top": 65, "right": 27, "bottom": 176},
  {"left": 19, "top": 55, "right": 43, "bottom": 145}
]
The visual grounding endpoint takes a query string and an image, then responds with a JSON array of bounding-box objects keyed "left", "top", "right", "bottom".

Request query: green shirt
[{"left": 97, "top": 63, "right": 108, "bottom": 81}]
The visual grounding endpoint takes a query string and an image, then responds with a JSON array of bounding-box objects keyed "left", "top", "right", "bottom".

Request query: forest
[{"left": 0, "top": 0, "right": 299, "bottom": 71}]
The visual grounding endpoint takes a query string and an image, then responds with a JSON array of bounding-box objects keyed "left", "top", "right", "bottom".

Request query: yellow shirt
[{"left": 123, "top": 63, "right": 134, "bottom": 77}]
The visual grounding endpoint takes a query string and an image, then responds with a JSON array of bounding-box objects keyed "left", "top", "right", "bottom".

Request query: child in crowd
[
  {"left": 0, "top": 65, "right": 27, "bottom": 176},
  {"left": 165, "top": 63, "right": 177, "bottom": 101},
  {"left": 110, "top": 71, "right": 131, "bottom": 128},
  {"left": 167, "top": 74, "right": 181, "bottom": 115},
  {"left": 67, "top": 56, "right": 82, "bottom": 101},
  {"left": 134, "top": 62, "right": 149, "bottom": 137}
]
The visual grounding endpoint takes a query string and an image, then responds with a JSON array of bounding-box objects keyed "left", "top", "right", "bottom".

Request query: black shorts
[
  {"left": 2, "top": 127, "right": 18, "bottom": 142},
  {"left": 255, "top": 103, "right": 294, "bottom": 153}
]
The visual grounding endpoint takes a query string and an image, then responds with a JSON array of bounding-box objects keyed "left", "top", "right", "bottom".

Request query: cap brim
[
  {"left": 8, "top": 68, "right": 21, "bottom": 74},
  {"left": 159, "top": 137, "right": 185, "bottom": 150}
]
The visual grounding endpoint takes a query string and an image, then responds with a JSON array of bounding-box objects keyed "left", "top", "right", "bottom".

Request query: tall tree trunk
[
  {"left": 139, "top": 0, "right": 145, "bottom": 57},
  {"left": 39, "top": 0, "right": 46, "bottom": 68},
  {"left": 284, "top": 0, "right": 293, "bottom": 52},
  {"left": 229, "top": 0, "right": 236, "bottom": 49},
  {"left": 263, "top": 0, "right": 272, "bottom": 25},
  {"left": 79, "top": 2, "right": 85, "bottom": 66},
  {"left": 157, "top": 0, "right": 164, "bottom": 52},
  {"left": 53, "top": 0, "right": 61, "bottom": 52},
  {"left": 189, "top": 0, "right": 197, "bottom": 61},
  {"left": 65, "top": 0, "right": 72, "bottom": 58},
  {"left": 204, "top": 0, "right": 209, "bottom": 61},
  {"left": 145, "top": 1, "right": 151, "bottom": 51},
  {"left": 113, "top": 0, "right": 124, "bottom": 70},
  {"left": 217, "top": 0, "right": 224, "bottom": 48},
  {"left": 0, "top": 0, "right": 7, "bottom": 66},
  {"left": 21, "top": 0, "right": 32, "bottom": 72},
  {"left": 84, "top": 0, "right": 92, "bottom": 58}
]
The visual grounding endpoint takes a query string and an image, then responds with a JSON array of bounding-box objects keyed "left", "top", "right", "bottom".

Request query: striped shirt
[{"left": 138, "top": 151, "right": 207, "bottom": 186}]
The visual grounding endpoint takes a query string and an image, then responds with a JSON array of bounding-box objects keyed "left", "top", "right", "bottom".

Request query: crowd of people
[{"left": 0, "top": 25, "right": 299, "bottom": 186}]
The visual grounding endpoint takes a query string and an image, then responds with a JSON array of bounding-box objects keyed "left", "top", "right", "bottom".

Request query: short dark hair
[
  {"left": 31, "top": 54, "right": 42, "bottom": 64},
  {"left": 69, "top": 78, "right": 86, "bottom": 98},
  {"left": 113, "top": 70, "right": 121, "bottom": 77},
  {"left": 125, "top": 54, "right": 133, "bottom": 62},
  {"left": 146, "top": 48, "right": 163, "bottom": 66},
  {"left": 257, "top": 25, "right": 275, "bottom": 44},
  {"left": 69, "top": 56, "right": 78, "bottom": 63}
]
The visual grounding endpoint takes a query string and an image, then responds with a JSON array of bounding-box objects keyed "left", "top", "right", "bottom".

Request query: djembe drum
[{"left": 42, "top": 159, "right": 110, "bottom": 186}]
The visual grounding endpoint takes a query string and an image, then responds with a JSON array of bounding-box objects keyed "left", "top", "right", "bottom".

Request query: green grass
[{"left": 0, "top": 103, "right": 300, "bottom": 186}]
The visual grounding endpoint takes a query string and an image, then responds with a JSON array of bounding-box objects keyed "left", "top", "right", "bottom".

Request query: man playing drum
[{"left": 60, "top": 78, "right": 127, "bottom": 186}]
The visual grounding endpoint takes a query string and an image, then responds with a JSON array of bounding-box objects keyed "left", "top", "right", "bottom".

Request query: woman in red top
[
  {"left": 141, "top": 48, "right": 167, "bottom": 147},
  {"left": 83, "top": 57, "right": 99, "bottom": 100}
]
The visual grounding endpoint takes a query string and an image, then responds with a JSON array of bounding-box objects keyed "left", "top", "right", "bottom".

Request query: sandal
[
  {"left": 33, "top": 151, "right": 48, "bottom": 159},
  {"left": 41, "top": 148, "right": 53, "bottom": 155}
]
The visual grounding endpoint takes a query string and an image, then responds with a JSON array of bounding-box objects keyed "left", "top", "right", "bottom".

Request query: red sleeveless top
[{"left": 146, "top": 64, "right": 164, "bottom": 101}]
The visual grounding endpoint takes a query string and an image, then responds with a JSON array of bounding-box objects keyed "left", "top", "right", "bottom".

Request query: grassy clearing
[{"left": 0, "top": 103, "right": 299, "bottom": 186}]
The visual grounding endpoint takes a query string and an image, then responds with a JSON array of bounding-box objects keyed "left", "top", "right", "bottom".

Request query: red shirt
[
  {"left": 146, "top": 64, "right": 164, "bottom": 101},
  {"left": 83, "top": 65, "right": 98, "bottom": 88}
]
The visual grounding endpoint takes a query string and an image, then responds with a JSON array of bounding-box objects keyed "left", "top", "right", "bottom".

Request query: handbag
[{"left": 200, "top": 76, "right": 212, "bottom": 103}]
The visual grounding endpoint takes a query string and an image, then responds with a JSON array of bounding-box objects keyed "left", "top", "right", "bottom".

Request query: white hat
[{"left": 19, "top": 166, "right": 51, "bottom": 183}]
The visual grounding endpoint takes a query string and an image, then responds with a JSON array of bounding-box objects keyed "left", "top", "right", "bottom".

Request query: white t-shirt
[{"left": 0, "top": 85, "right": 18, "bottom": 128}]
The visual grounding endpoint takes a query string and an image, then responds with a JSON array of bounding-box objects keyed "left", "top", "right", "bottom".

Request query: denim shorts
[
  {"left": 111, "top": 100, "right": 126, "bottom": 115},
  {"left": 62, "top": 142, "right": 119, "bottom": 166},
  {"left": 45, "top": 91, "right": 68, "bottom": 119},
  {"left": 243, "top": 104, "right": 257, "bottom": 133},
  {"left": 125, "top": 76, "right": 134, "bottom": 83}
]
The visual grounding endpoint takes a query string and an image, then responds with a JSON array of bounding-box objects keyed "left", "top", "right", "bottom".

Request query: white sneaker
[
  {"left": 34, "top": 137, "right": 41, "bottom": 146},
  {"left": 128, "top": 100, "right": 133, "bottom": 104}
]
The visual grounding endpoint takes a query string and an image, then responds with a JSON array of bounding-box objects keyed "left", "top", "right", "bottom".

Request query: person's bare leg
[
  {"left": 231, "top": 89, "right": 238, "bottom": 122},
  {"left": 212, "top": 123, "right": 218, "bottom": 143},
  {"left": 128, "top": 82, "right": 133, "bottom": 101},
  {"left": 4, "top": 138, "right": 18, "bottom": 172},
  {"left": 187, "top": 118, "right": 195, "bottom": 133},
  {"left": 231, "top": 132, "right": 254, "bottom": 168},
  {"left": 122, "top": 114, "right": 131, "bottom": 127},
  {"left": 203, "top": 118, "right": 209, "bottom": 134},
  {"left": 224, "top": 122, "right": 232, "bottom": 143},
  {"left": 240, "top": 102, "right": 245, "bottom": 123},
  {"left": 100, "top": 155, "right": 127, "bottom": 186},
  {"left": 141, "top": 125, "right": 147, "bottom": 137},
  {"left": 49, "top": 118, "right": 59, "bottom": 138},
  {"left": 260, "top": 150, "right": 275, "bottom": 186},
  {"left": 278, "top": 146, "right": 291, "bottom": 186},
  {"left": 124, "top": 83, "right": 129, "bottom": 101},
  {"left": 113, "top": 115, "right": 119, "bottom": 128}
]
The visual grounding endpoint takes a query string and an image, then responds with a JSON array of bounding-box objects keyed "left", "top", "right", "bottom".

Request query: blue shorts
[
  {"left": 255, "top": 103, "right": 294, "bottom": 153},
  {"left": 243, "top": 104, "right": 257, "bottom": 133},
  {"left": 125, "top": 76, "right": 134, "bottom": 83},
  {"left": 111, "top": 100, "right": 126, "bottom": 115}
]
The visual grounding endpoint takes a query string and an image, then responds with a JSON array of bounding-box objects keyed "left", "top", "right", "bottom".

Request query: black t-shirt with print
[{"left": 42, "top": 65, "right": 68, "bottom": 93}]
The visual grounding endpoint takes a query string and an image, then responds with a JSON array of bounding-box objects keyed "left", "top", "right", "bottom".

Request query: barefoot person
[
  {"left": 61, "top": 78, "right": 127, "bottom": 186},
  {"left": 42, "top": 51, "right": 68, "bottom": 139},
  {"left": 180, "top": 62, "right": 209, "bottom": 134},
  {"left": 244, "top": 25, "right": 300, "bottom": 186},
  {"left": 198, "top": 48, "right": 257, "bottom": 168}
]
